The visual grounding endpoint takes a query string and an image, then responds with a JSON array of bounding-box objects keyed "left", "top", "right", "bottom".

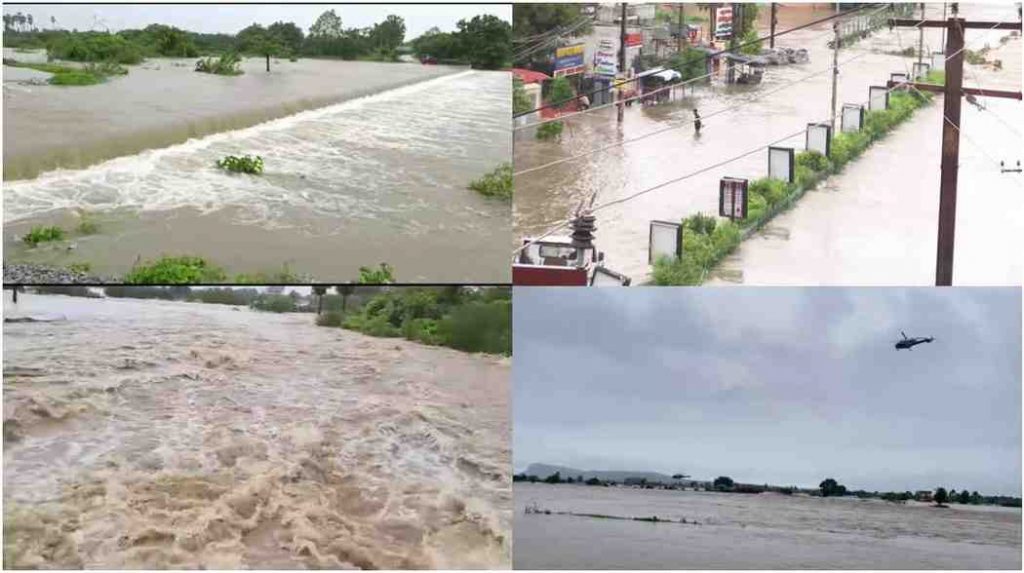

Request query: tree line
[{"left": 4, "top": 9, "right": 511, "bottom": 70}]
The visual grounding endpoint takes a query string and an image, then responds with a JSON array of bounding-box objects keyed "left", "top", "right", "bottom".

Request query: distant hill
[{"left": 523, "top": 463, "right": 679, "bottom": 483}]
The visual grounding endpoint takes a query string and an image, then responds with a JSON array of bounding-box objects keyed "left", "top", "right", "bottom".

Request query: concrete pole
[
  {"left": 830, "top": 21, "right": 839, "bottom": 127},
  {"left": 935, "top": 18, "right": 965, "bottom": 286}
]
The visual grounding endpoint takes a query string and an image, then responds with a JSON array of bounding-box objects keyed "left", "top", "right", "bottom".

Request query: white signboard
[
  {"left": 768, "top": 147, "right": 794, "bottom": 183},
  {"left": 869, "top": 86, "right": 889, "bottom": 111},
  {"left": 649, "top": 220, "right": 683, "bottom": 264},
  {"left": 842, "top": 104, "right": 863, "bottom": 133},
  {"left": 594, "top": 39, "right": 618, "bottom": 77},
  {"left": 912, "top": 62, "right": 930, "bottom": 79},
  {"left": 806, "top": 123, "right": 832, "bottom": 157}
]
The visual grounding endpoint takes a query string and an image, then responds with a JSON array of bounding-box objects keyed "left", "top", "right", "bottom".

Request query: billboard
[
  {"left": 625, "top": 32, "right": 643, "bottom": 47},
  {"left": 715, "top": 6, "right": 734, "bottom": 40},
  {"left": 719, "top": 177, "right": 749, "bottom": 220},
  {"left": 554, "top": 44, "right": 585, "bottom": 77},
  {"left": 594, "top": 38, "right": 618, "bottom": 77}
]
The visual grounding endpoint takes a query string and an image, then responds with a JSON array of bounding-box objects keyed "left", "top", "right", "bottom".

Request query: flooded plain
[
  {"left": 513, "top": 4, "right": 1021, "bottom": 284},
  {"left": 3, "top": 293, "right": 511, "bottom": 568},
  {"left": 3, "top": 55, "right": 511, "bottom": 281},
  {"left": 514, "top": 483, "right": 1022, "bottom": 569}
]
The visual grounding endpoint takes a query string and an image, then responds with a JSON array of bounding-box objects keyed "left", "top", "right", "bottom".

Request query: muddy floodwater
[
  {"left": 3, "top": 294, "right": 511, "bottom": 569},
  {"left": 3, "top": 55, "right": 511, "bottom": 281},
  {"left": 513, "top": 483, "right": 1022, "bottom": 569},
  {"left": 513, "top": 3, "right": 1020, "bottom": 284}
]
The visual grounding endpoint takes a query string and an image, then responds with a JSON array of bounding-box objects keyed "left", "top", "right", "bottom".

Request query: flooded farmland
[
  {"left": 3, "top": 55, "right": 511, "bottom": 281},
  {"left": 513, "top": 483, "right": 1022, "bottom": 569},
  {"left": 513, "top": 3, "right": 1021, "bottom": 284},
  {"left": 3, "top": 293, "right": 511, "bottom": 568}
]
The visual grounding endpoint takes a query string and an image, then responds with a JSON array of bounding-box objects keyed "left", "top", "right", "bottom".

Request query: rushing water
[
  {"left": 3, "top": 293, "right": 511, "bottom": 568},
  {"left": 3, "top": 56, "right": 511, "bottom": 282},
  {"left": 513, "top": 3, "right": 1020, "bottom": 284},
  {"left": 514, "top": 483, "right": 1022, "bottom": 569}
]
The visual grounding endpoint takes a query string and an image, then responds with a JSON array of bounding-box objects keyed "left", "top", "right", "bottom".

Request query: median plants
[
  {"left": 22, "top": 226, "right": 65, "bottom": 246},
  {"left": 124, "top": 255, "right": 227, "bottom": 284},
  {"left": 653, "top": 87, "right": 935, "bottom": 285},
  {"left": 215, "top": 154, "right": 263, "bottom": 174},
  {"left": 195, "top": 53, "right": 243, "bottom": 76},
  {"left": 536, "top": 120, "right": 564, "bottom": 141},
  {"left": 468, "top": 163, "right": 512, "bottom": 200}
]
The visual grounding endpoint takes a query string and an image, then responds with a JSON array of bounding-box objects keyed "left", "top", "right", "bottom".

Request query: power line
[{"left": 512, "top": 4, "right": 881, "bottom": 119}]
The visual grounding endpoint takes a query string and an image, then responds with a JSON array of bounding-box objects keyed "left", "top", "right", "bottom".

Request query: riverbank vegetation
[
  {"left": 2, "top": 59, "right": 125, "bottom": 85},
  {"left": 123, "top": 255, "right": 228, "bottom": 284},
  {"left": 316, "top": 286, "right": 511, "bottom": 355},
  {"left": 216, "top": 154, "right": 264, "bottom": 174},
  {"left": 4, "top": 9, "right": 510, "bottom": 70},
  {"left": 652, "top": 83, "right": 938, "bottom": 285},
  {"left": 194, "top": 53, "right": 242, "bottom": 75},
  {"left": 469, "top": 163, "right": 512, "bottom": 200},
  {"left": 21, "top": 226, "right": 65, "bottom": 246}
]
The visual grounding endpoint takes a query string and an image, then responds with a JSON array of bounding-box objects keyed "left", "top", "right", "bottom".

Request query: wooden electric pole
[
  {"left": 618, "top": 2, "right": 627, "bottom": 124},
  {"left": 888, "top": 15, "right": 1023, "bottom": 285},
  {"left": 678, "top": 3, "right": 684, "bottom": 53},
  {"left": 830, "top": 21, "right": 839, "bottom": 126},
  {"left": 770, "top": 3, "right": 778, "bottom": 49},
  {"left": 917, "top": 3, "right": 925, "bottom": 68}
]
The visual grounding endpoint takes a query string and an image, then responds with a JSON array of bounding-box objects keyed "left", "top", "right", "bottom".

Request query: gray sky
[
  {"left": 514, "top": 288, "right": 1022, "bottom": 496},
  {"left": 6, "top": 4, "right": 509, "bottom": 39}
]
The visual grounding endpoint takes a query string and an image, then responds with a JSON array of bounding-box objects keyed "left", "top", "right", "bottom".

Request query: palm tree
[
  {"left": 336, "top": 285, "right": 355, "bottom": 313},
  {"left": 312, "top": 286, "right": 327, "bottom": 315}
]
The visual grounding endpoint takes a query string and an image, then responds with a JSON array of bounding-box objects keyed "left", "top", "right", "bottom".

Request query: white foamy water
[
  {"left": 3, "top": 293, "right": 511, "bottom": 568},
  {"left": 514, "top": 483, "right": 1021, "bottom": 569}
]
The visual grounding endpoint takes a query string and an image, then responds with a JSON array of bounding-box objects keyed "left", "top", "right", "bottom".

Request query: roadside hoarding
[
  {"left": 715, "top": 6, "right": 734, "bottom": 40},
  {"left": 554, "top": 43, "right": 585, "bottom": 77},
  {"left": 719, "top": 177, "right": 749, "bottom": 220},
  {"left": 625, "top": 32, "right": 643, "bottom": 47},
  {"left": 768, "top": 146, "right": 795, "bottom": 184},
  {"left": 869, "top": 86, "right": 889, "bottom": 111},
  {"left": 806, "top": 123, "right": 832, "bottom": 157},
  {"left": 842, "top": 104, "right": 864, "bottom": 133},
  {"left": 649, "top": 220, "right": 683, "bottom": 264},
  {"left": 594, "top": 38, "right": 618, "bottom": 77}
]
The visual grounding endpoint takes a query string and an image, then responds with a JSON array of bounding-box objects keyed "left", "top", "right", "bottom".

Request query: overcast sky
[
  {"left": 514, "top": 288, "right": 1022, "bottom": 496},
  {"left": 5, "top": 4, "right": 509, "bottom": 39}
]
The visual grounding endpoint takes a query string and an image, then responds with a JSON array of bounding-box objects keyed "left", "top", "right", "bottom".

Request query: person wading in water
[{"left": 693, "top": 109, "right": 703, "bottom": 135}]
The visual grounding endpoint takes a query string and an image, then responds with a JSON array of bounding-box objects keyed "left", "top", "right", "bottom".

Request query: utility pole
[
  {"left": 727, "top": 3, "right": 740, "bottom": 84},
  {"left": 770, "top": 3, "right": 778, "bottom": 49},
  {"left": 678, "top": 3, "right": 684, "bottom": 53},
  {"left": 830, "top": 21, "right": 839, "bottom": 127},
  {"left": 888, "top": 15, "right": 1023, "bottom": 285},
  {"left": 917, "top": 3, "right": 925, "bottom": 69},
  {"left": 618, "top": 1, "right": 627, "bottom": 124}
]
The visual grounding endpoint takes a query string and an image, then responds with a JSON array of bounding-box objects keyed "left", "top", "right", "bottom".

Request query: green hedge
[{"left": 652, "top": 88, "right": 934, "bottom": 285}]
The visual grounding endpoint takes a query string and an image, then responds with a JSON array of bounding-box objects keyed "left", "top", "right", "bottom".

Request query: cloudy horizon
[
  {"left": 4, "top": 4, "right": 509, "bottom": 39},
  {"left": 514, "top": 288, "right": 1022, "bottom": 497}
]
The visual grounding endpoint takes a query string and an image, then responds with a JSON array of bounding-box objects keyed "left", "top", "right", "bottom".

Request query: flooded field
[
  {"left": 514, "top": 483, "right": 1022, "bottom": 569},
  {"left": 3, "top": 55, "right": 511, "bottom": 281},
  {"left": 3, "top": 293, "right": 511, "bottom": 568},
  {"left": 513, "top": 4, "right": 1020, "bottom": 283}
]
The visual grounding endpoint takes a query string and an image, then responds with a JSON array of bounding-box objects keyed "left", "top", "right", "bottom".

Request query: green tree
[
  {"left": 237, "top": 23, "right": 284, "bottom": 71},
  {"left": 713, "top": 476, "right": 734, "bottom": 490},
  {"left": 934, "top": 487, "right": 949, "bottom": 505},
  {"left": 371, "top": 14, "right": 405, "bottom": 56},
  {"left": 309, "top": 9, "right": 343, "bottom": 39},
  {"left": 456, "top": 15, "right": 511, "bottom": 70},
  {"left": 543, "top": 471, "right": 562, "bottom": 484},
  {"left": 513, "top": 77, "right": 532, "bottom": 114},
  {"left": 267, "top": 21, "right": 304, "bottom": 56},
  {"left": 958, "top": 489, "right": 971, "bottom": 504},
  {"left": 141, "top": 24, "right": 198, "bottom": 57},
  {"left": 819, "top": 478, "right": 847, "bottom": 497},
  {"left": 335, "top": 285, "right": 355, "bottom": 313},
  {"left": 410, "top": 26, "right": 458, "bottom": 60},
  {"left": 547, "top": 75, "right": 574, "bottom": 108}
]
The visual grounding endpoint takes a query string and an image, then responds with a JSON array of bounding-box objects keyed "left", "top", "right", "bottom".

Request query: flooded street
[
  {"left": 513, "top": 4, "right": 1020, "bottom": 283},
  {"left": 4, "top": 58, "right": 511, "bottom": 281},
  {"left": 3, "top": 293, "right": 511, "bottom": 568},
  {"left": 514, "top": 484, "right": 1022, "bottom": 569}
]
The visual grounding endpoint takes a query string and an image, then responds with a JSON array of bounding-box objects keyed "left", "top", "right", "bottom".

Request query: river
[
  {"left": 513, "top": 3, "right": 1020, "bottom": 284},
  {"left": 513, "top": 483, "right": 1022, "bottom": 569},
  {"left": 3, "top": 54, "right": 511, "bottom": 282},
  {"left": 3, "top": 293, "right": 511, "bottom": 568}
]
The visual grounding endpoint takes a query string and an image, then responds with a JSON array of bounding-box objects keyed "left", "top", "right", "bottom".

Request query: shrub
[
  {"left": 437, "top": 299, "right": 511, "bottom": 355},
  {"left": 250, "top": 293, "right": 297, "bottom": 313},
  {"left": 684, "top": 212, "right": 717, "bottom": 235},
  {"left": 357, "top": 263, "right": 395, "bottom": 284},
  {"left": 47, "top": 32, "right": 144, "bottom": 64},
  {"left": 124, "top": 256, "right": 227, "bottom": 284},
  {"left": 216, "top": 154, "right": 263, "bottom": 174},
  {"left": 195, "top": 53, "right": 243, "bottom": 76},
  {"left": 22, "top": 226, "right": 65, "bottom": 246},
  {"left": 316, "top": 311, "right": 344, "bottom": 327},
  {"left": 536, "top": 121, "right": 564, "bottom": 141},
  {"left": 748, "top": 178, "right": 791, "bottom": 209},
  {"left": 469, "top": 163, "right": 512, "bottom": 200}
]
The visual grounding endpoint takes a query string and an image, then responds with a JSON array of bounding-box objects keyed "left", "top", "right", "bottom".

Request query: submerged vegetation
[
  {"left": 653, "top": 86, "right": 937, "bottom": 285},
  {"left": 357, "top": 263, "right": 396, "bottom": 284},
  {"left": 194, "top": 53, "right": 242, "bottom": 75},
  {"left": 22, "top": 226, "right": 65, "bottom": 246},
  {"left": 124, "top": 256, "right": 228, "bottom": 284},
  {"left": 469, "top": 163, "right": 512, "bottom": 200},
  {"left": 320, "top": 286, "right": 511, "bottom": 355},
  {"left": 536, "top": 121, "right": 564, "bottom": 141},
  {"left": 2, "top": 59, "right": 125, "bottom": 86},
  {"left": 216, "top": 155, "right": 264, "bottom": 174}
]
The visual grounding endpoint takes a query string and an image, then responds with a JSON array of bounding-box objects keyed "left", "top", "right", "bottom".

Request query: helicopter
[{"left": 895, "top": 331, "right": 934, "bottom": 350}]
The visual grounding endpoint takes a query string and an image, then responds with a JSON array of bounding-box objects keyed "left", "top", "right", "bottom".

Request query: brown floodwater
[
  {"left": 513, "top": 3, "right": 1020, "bottom": 284},
  {"left": 3, "top": 293, "right": 511, "bottom": 568},
  {"left": 514, "top": 483, "right": 1022, "bottom": 569},
  {"left": 3, "top": 55, "right": 511, "bottom": 282}
]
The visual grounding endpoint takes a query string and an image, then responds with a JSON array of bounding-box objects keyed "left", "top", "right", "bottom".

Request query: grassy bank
[
  {"left": 318, "top": 287, "right": 511, "bottom": 355},
  {"left": 3, "top": 59, "right": 127, "bottom": 85},
  {"left": 652, "top": 82, "right": 938, "bottom": 286}
]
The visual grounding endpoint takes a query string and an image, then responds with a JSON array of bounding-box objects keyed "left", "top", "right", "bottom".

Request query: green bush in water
[
  {"left": 195, "top": 53, "right": 243, "bottom": 76},
  {"left": 124, "top": 256, "right": 227, "bottom": 284},
  {"left": 469, "top": 163, "right": 512, "bottom": 200},
  {"left": 22, "top": 226, "right": 65, "bottom": 246},
  {"left": 357, "top": 263, "right": 395, "bottom": 284},
  {"left": 437, "top": 299, "right": 511, "bottom": 355},
  {"left": 536, "top": 121, "right": 564, "bottom": 141},
  {"left": 316, "top": 311, "right": 344, "bottom": 327},
  {"left": 46, "top": 32, "right": 145, "bottom": 64},
  {"left": 216, "top": 154, "right": 264, "bottom": 174}
]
